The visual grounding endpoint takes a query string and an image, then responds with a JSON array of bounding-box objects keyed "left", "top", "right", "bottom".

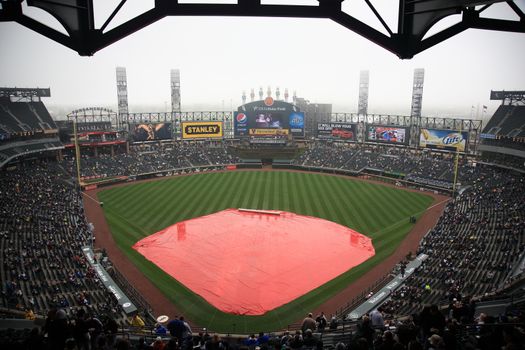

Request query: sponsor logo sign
[{"left": 182, "top": 121, "right": 223, "bottom": 139}]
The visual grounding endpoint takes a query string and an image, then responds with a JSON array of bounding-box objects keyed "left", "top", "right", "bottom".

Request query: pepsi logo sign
[{"left": 236, "top": 113, "right": 247, "bottom": 124}]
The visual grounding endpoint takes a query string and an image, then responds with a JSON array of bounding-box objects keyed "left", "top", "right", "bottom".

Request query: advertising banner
[
  {"left": 317, "top": 123, "right": 357, "bottom": 141},
  {"left": 82, "top": 247, "right": 137, "bottom": 315},
  {"left": 182, "top": 121, "right": 223, "bottom": 139},
  {"left": 248, "top": 128, "right": 289, "bottom": 136},
  {"left": 420, "top": 128, "right": 468, "bottom": 151}
]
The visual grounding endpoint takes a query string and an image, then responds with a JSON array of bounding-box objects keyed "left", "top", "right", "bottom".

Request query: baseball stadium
[{"left": 1, "top": 1, "right": 525, "bottom": 349}]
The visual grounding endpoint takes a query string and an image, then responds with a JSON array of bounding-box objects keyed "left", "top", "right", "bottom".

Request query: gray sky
[{"left": 1, "top": 0, "right": 524, "bottom": 120}]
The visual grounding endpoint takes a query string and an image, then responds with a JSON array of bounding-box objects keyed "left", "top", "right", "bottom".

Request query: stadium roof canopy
[{"left": 0, "top": 0, "right": 524, "bottom": 58}]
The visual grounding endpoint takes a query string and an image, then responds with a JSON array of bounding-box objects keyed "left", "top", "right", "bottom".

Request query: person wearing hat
[{"left": 301, "top": 313, "right": 316, "bottom": 333}]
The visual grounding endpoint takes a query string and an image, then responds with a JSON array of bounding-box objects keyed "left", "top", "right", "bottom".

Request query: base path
[{"left": 83, "top": 169, "right": 448, "bottom": 326}]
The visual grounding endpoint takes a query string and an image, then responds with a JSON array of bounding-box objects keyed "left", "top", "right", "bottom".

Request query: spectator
[
  {"left": 315, "top": 312, "right": 327, "bottom": 332},
  {"left": 301, "top": 313, "right": 316, "bottom": 333}
]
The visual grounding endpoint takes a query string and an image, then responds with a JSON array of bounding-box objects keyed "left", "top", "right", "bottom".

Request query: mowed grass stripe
[
  {"left": 171, "top": 174, "right": 217, "bottom": 219},
  {"left": 206, "top": 173, "right": 234, "bottom": 212},
  {"left": 367, "top": 184, "right": 399, "bottom": 224},
  {"left": 124, "top": 180, "right": 173, "bottom": 221},
  {"left": 354, "top": 183, "right": 396, "bottom": 233},
  {"left": 239, "top": 171, "right": 257, "bottom": 209},
  {"left": 318, "top": 176, "right": 351, "bottom": 227},
  {"left": 176, "top": 173, "right": 220, "bottom": 221},
  {"left": 297, "top": 173, "right": 316, "bottom": 216},
  {"left": 308, "top": 174, "right": 333, "bottom": 221},
  {"left": 344, "top": 180, "right": 380, "bottom": 231},
  {"left": 153, "top": 176, "right": 203, "bottom": 223},
  {"left": 99, "top": 170, "right": 435, "bottom": 333},
  {"left": 262, "top": 172, "right": 274, "bottom": 210},
  {"left": 278, "top": 171, "right": 290, "bottom": 210},
  {"left": 167, "top": 175, "right": 209, "bottom": 222},
  {"left": 190, "top": 173, "right": 224, "bottom": 216},
  {"left": 335, "top": 178, "right": 370, "bottom": 234},
  {"left": 230, "top": 171, "right": 251, "bottom": 208},
  {"left": 354, "top": 183, "right": 392, "bottom": 230}
]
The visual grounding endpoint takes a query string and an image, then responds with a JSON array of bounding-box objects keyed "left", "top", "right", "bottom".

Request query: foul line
[{"left": 82, "top": 191, "right": 101, "bottom": 204}]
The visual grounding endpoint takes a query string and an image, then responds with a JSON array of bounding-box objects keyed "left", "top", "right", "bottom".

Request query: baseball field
[{"left": 97, "top": 170, "right": 434, "bottom": 332}]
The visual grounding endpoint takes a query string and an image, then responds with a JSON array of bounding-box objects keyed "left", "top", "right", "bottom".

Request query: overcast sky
[{"left": 1, "top": 0, "right": 524, "bottom": 120}]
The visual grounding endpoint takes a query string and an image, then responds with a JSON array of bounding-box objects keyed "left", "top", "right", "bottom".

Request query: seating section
[
  {"left": 293, "top": 143, "right": 503, "bottom": 186},
  {"left": 0, "top": 164, "right": 129, "bottom": 323},
  {"left": 483, "top": 105, "right": 525, "bottom": 138},
  {"left": 0, "top": 98, "right": 57, "bottom": 135},
  {"left": 60, "top": 143, "right": 239, "bottom": 178},
  {"left": 0, "top": 139, "right": 63, "bottom": 168},
  {"left": 381, "top": 167, "right": 525, "bottom": 317}
]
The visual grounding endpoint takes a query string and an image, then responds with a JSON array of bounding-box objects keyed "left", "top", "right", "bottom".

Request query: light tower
[
  {"left": 250, "top": 88, "right": 255, "bottom": 102},
  {"left": 115, "top": 67, "right": 129, "bottom": 129},
  {"left": 276, "top": 87, "right": 281, "bottom": 100},
  {"left": 259, "top": 87, "right": 263, "bottom": 100},
  {"left": 284, "top": 88, "right": 289, "bottom": 102},
  {"left": 267, "top": 86, "right": 272, "bottom": 98},
  {"left": 358, "top": 70, "right": 369, "bottom": 115},
  {"left": 170, "top": 69, "right": 181, "bottom": 113},
  {"left": 242, "top": 90, "right": 246, "bottom": 105},
  {"left": 410, "top": 68, "right": 425, "bottom": 118}
]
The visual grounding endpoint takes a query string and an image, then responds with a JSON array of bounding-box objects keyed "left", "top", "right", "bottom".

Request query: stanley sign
[{"left": 182, "top": 121, "right": 223, "bottom": 139}]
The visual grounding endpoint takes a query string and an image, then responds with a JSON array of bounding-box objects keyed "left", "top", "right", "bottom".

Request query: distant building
[{"left": 295, "top": 97, "right": 332, "bottom": 138}]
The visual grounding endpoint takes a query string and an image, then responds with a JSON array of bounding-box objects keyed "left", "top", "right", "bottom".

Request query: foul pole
[{"left": 73, "top": 119, "right": 82, "bottom": 186}]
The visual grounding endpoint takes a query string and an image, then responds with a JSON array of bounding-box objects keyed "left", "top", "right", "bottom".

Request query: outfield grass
[{"left": 98, "top": 171, "right": 434, "bottom": 332}]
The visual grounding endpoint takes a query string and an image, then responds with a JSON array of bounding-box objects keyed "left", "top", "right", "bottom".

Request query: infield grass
[{"left": 98, "top": 171, "right": 434, "bottom": 332}]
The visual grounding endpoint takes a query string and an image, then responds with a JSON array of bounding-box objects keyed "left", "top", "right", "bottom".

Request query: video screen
[
  {"left": 420, "top": 129, "right": 468, "bottom": 152},
  {"left": 255, "top": 113, "right": 283, "bottom": 128},
  {"left": 318, "top": 123, "right": 357, "bottom": 141},
  {"left": 234, "top": 100, "right": 304, "bottom": 137},
  {"left": 131, "top": 123, "right": 172, "bottom": 141},
  {"left": 366, "top": 126, "right": 408, "bottom": 144}
]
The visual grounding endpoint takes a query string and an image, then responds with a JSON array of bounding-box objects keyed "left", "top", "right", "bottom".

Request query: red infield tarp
[{"left": 133, "top": 209, "right": 375, "bottom": 315}]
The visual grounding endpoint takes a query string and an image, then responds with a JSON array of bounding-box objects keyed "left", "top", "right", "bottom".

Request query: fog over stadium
[{"left": 1, "top": 0, "right": 524, "bottom": 120}]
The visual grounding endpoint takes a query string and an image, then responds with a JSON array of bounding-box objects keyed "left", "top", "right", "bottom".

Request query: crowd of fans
[
  {"left": 293, "top": 142, "right": 523, "bottom": 189},
  {"left": 60, "top": 142, "right": 239, "bottom": 178},
  {"left": 379, "top": 166, "right": 525, "bottom": 318},
  {"left": 0, "top": 163, "right": 142, "bottom": 327}
]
